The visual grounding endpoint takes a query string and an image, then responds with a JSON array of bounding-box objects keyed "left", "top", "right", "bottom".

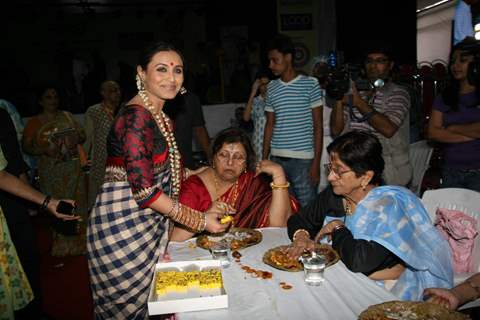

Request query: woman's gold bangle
[
  {"left": 293, "top": 229, "right": 309, "bottom": 241},
  {"left": 270, "top": 181, "right": 290, "bottom": 189}
]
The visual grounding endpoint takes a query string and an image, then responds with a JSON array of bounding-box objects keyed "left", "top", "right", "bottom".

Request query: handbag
[{"left": 434, "top": 208, "right": 478, "bottom": 273}]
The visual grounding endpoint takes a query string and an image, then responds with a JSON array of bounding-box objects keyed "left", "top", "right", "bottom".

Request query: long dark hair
[
  {"left": 442, "top": 41, "right": 480, "bottom": 112},
  {"left": 211, "top": 127, "right": 256, "bottom": 172},
  {"left": 327, "top": 131, "right": 384, "bottom": 185}
]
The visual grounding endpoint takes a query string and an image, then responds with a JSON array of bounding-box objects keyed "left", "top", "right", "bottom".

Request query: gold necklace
[
  {"left": 213, "top": 170, "right": 239, "bottom": 207},
  {"left": 344, "top": 198, "right": 356, "bottom": 216},
  {"left": 138, "top": 89, "right": 181, "bottom": 199}
]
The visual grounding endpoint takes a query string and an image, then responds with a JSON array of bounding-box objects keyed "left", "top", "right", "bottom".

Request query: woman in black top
[{"left": 287, "top": 131, "right": 404, "bottom": 279}]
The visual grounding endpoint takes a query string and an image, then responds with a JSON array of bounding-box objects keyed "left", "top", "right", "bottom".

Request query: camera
[{"left": 325, "top": 63, "right": 372, "bottom": 100}]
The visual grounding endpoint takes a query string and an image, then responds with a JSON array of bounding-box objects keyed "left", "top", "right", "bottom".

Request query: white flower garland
[{"left": 136, "top": 74, "right": 181, "bottom": 199}]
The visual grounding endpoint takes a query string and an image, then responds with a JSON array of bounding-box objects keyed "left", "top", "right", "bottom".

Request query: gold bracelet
[
  {"left": 270, "top": 181, "right": 290, "bottom": 189},
  {"left": 293, "top": 229, "right": 309, "bottom": 241}
]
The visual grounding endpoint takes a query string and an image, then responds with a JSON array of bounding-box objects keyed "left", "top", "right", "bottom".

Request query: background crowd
[{"left": 0, "top": 21, "right": 479, "bottom": 319}]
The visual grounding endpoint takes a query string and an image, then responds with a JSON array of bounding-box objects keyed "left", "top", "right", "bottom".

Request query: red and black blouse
[{"left": 106, "top": 104, "right": 169, "bottom": 208}]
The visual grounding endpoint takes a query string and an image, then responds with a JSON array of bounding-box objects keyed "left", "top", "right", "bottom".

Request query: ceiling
[{"left": 417, "top": 0, "right": 455, "bottom": 12}]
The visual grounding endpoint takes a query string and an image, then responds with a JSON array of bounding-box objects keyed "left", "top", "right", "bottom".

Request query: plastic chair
[
  {"left": 422, "top": 188, "right": 480, "bottom": 309},
  {"left": 409, "top": 140, "right": 433, "bottom": 196}
]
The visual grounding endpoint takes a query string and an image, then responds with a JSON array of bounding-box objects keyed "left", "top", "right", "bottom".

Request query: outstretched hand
[
  {"left": 204, "top": 201, "right": 235, "bottom": 234},
  {"left": 47, "top": 199, "right": 82, "bottom": 221}
]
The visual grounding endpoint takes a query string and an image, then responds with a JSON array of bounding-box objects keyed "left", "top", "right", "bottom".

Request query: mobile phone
[{"left": 56, "top": 201, "right": 76, "bottom": 215}]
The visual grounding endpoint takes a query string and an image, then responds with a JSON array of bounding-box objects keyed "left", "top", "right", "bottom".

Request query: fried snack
[
  {"left": 220, "top": 215, "right": 233, "bottom": 224},
  {"left": 196, "top": 228, "right": 262, "bottom": 251},
  {"left": 358, "top": 301, "right": 471, "bottom": 320},
  {"left": 269, "top": 250, "right": 302, "bottom": 270}
]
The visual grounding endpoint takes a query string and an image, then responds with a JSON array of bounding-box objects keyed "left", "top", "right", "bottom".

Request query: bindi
[{"left": 170, "top": 62, "right": 174, "bottom": 66}]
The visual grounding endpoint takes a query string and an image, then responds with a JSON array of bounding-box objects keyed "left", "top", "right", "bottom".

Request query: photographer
[{"left": 330, "top": 47, "right": 412, "bottom": 186}]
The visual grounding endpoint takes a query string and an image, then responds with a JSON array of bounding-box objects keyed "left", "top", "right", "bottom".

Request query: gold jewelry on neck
[
  {"left": 344, "top": 198, "right": 356, "bottom": 216},
  {"left": 137, "top": 81, "right": 181, "bottom": 199},
  {"left": 213, "top": 170, "right": 239, "bottom": 207}
]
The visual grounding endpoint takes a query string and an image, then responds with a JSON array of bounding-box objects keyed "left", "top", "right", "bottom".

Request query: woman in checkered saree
[{"left": 86, "top": 42, "right": 229, "bottom": 319}]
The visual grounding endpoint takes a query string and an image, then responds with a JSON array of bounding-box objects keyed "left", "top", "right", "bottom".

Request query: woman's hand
[
  {"left": 423, "top": 288, "right": 460, "bottom": 310},
  {"left": 250, "top": 79, "right": 261, "bottom": 95},
  {"left": 314, "top": 220, "right": 344, "bottom": 242},
  {"left": 204, "top": 212, "right": 229, "bottom": 234},
  {"left": 204, "top": 201, "right": 235, "bottom": 233},
  {"left": 187, "top": 166, "right": 209, "bottom": 178},
  {"left": 286, "top": 232, "right": 315, "bottom": 260},
  {"left": 47, "top": 199, "right": 82, "bottom": 221},
  {"left": 255, "top": 160, "right": 287, "bottom": 183}
]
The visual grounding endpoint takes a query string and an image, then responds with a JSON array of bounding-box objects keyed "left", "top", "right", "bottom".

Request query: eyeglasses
[
  {"left": 216, "top": 152, "right": 246, "bottom": 164},
  {"left": 365, "top": 58, "right": 389, "bottom": 65},
  {"left": 324, "top": 163, "right": 353, "bottom": 178}
]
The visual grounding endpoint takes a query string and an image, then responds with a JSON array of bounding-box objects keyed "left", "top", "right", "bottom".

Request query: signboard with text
[{"left": 280, "top": 14, "right": 312, "bottom": 31}]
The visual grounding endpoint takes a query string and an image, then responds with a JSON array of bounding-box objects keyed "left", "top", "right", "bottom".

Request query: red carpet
[{"left": 34, "top": 215, "right": 93, "bottom": 320}]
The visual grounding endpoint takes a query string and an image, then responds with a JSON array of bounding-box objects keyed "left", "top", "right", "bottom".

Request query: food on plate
[
  {"left": 263, "top": 244, "right": 339, "bottom": 272},
  {"left": 358, "top": 301, "right": 471, "bottom": 320},
  {"left": 196, "top": 228, "right": 262, "bottom": 250},
  {"left": 269, "top": 249, "right": 302, "bottom": 270}
]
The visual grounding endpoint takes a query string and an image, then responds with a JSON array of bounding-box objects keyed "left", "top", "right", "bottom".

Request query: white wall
[{"left": 417, "top": 2, "right": 456, "bottom": 63}]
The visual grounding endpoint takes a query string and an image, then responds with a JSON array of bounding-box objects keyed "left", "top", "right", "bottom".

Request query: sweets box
[{"left": 147, "top": 260, "right": 228, "bottom": 315}]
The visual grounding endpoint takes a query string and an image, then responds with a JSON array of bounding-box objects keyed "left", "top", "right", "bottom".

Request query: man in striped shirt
[
  {"left": 262, "top": 34, "right": 325, "bottom": 207},
  {"left": 330, "top": 47, "right": 412, "bottom": 186}
]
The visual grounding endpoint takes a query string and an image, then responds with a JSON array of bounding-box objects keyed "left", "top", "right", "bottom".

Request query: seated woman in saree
[
  {"left": 171, "top": 127, "right": 298, "bottom": 241},
  {"left": 22, "top": 86, "right": 88, "bottom": 257},
  {"left": 287, "top": 131, "right": 453, "bottom": 301}
]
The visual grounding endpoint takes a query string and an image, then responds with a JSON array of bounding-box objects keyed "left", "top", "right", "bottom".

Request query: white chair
[
  {"left": 409, "top": 140, "right": 433, "bottom": 196},
  {"left": 422, "top": 188, "right": 480, "bottom": 309}
]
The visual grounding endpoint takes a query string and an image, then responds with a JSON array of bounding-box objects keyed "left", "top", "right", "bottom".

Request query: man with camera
[{"left": 330, "top": 47, "right": 412, "bottom": 186}]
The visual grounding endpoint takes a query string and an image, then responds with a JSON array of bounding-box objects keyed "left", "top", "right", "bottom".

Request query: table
[{"left": 167, "top": 227, "right": 398, "bottom": 320}]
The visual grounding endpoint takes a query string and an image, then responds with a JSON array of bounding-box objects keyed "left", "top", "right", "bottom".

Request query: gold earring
[{"left": 180, "top": 87, "right": 187, "bottom": 95}]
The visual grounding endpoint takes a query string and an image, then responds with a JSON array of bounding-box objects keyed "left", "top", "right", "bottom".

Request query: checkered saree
[{"left": 87, "top": 178, "right": 169, "bottom": 319}]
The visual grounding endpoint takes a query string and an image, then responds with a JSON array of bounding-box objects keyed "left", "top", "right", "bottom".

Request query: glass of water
[
  {"left": 210, "top": 241, "right": 231, "bottom": 268},
  {"left": 301, "top": 251, "right": 326, "bottom": 286}
]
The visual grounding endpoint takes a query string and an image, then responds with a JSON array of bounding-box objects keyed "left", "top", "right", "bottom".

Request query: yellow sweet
[
  {"left": 220, "top": 215, "right": 233, "bottom": 224},
  {"left": 154, "top": 269, "right": 223, "bottom": 296}
]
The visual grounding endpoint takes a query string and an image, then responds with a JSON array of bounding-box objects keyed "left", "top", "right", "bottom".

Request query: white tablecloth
[{"left": 167, "top": 227, "right": 398, "bottom": 320}]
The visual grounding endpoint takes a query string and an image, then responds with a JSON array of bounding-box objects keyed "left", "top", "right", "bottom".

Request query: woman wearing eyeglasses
[
  {"left": 287, "top": 131, "right": 453, "bottom": 301},
  {"left": 171, "top": 127, "right": 299, "bottom": 241}
]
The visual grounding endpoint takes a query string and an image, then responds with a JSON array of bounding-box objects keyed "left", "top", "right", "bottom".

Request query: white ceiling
[{"left": 417, "top": 0, "right": 455, "bottom": 11}]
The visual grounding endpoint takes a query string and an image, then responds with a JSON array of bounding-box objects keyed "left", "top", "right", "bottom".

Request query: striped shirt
[
  {"left": 344, "top": 83, "right": 410, "bottom": 137},
  {"left": 265, "top": 75, "right": 324, "bottom": 159}
]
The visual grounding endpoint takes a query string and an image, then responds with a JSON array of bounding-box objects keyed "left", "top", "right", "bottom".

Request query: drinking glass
[
  {"left": 301, "top": 251, "right": 326, "bottom": 286},
  {"left": 210, "top": 241, "right": 231, "bottom": 268}
]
